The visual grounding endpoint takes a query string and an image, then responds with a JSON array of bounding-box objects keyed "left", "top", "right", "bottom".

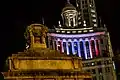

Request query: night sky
[{"left": 0, "top": 0, "right": 119, "bottom": 71}]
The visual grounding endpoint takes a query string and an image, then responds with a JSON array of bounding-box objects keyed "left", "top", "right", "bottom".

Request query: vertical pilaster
[
  {"left": 72, "top": 41, "right": 75, "bottom": 55},
  {"left": 77, "top": 40, "right": 81, "bottom": 57},
  {"left": 89, "top": 39, "right": 93, "bottom": 58},
  {"left": 52, "top": 40, "right": 55, "bottom": 50},
  {"left": 66, "top": 41, "right": 69, "bottom": 55},
  {"left": 83, "top": 40, "right": 87, "bottom": 59}
]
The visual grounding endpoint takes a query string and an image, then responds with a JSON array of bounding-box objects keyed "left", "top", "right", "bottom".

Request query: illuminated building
[
  {"left": 2, "top": 24, "right": 92, "bottom": 80},
  {"left": 47, "top": 0, "right": 116, "bottom": 80},
  {"left": 113, "top": 51, "right": 120, "bottom": 80},
  {"left": 76, "top": 0, "right": 98, "bottom": 27}
]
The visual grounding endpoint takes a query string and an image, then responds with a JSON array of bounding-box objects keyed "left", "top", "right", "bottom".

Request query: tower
[
  {"left": 47, "top": 0, "right": 116, "bottom": 80},
  {"left": 76, "top": 0, "right": 98, "bottom": 27}
]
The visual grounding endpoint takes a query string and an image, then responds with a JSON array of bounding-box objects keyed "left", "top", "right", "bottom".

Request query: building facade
[
  {"left": 2, "top": 24, "right": 92, "bottom": 80},
  {"left": 47, "top": 0, "right": 116, "bottom": 80}
]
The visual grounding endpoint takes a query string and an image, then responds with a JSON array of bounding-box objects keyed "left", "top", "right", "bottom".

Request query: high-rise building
[
  {"left": 47, "top": 0, "right": 116, "bottom": 80},
  {"left": 76, "top": 0, "right": 98, "bottom": 27}
]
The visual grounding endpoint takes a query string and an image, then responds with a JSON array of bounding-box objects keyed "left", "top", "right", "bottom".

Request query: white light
[
  {"left": 48, "top": 32, "right": 105, "bottom": 38},
  {"left": 72, "top": 31, "right": 76, "bottom": 33},
  {"left": 67, "top": 31, "right": 70, "bottom": 33},
  {"left": 79, "top": 22, "right": 81, "bottom": 24},
  {"left": 94, "top": 24, "right": 97, "bottom": 27},
  {"left": 92, "top": 19, "right": 96, "bottom": 22},
  {"left": 56, "top": 30, "right": 60, "bottom": 32},
  {"left": 91, "top": 9, "right": 95, "bottom": 12},
  {"left": 78, "top": 31, "right": 82, "bottom": 33},
  {"left": 89, "top": 30, "right": 94, "bottom": 32},
  {"left": 78, "top": 17, "right": 81, "bottom": 20},
  {"left": 62, "top": 31, "right": 65, "bottom": 33},
  {"left": 83, "top": 20, "right": 86, "bottom": 23},
  {"left": 92, "top": 14, "right": 96, "bottom": 17},
  {"left": 83, "top": 30, "right": 87, "bottom": 32},
  {"left": 89, "top": 5, "right": 92, "bottom": 7},
  {"left": 83, "top": 24, "right": 86, "bottom": 26}
]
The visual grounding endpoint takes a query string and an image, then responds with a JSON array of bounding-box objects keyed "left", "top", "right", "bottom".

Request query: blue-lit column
[
  {"left": 72, "top": 41, "right": 75, "bottom": 55},
  {"left": 56, "top": 40, "right": 58, "bottom": 50},
  {"left": 61, "top": 41, "right": 64, "bottom": 53},
  {"left": 77, "top": 40, "right": 81, "bottom": 57},
  {"left": 89, "top": 38, "right": 93, "bottom": 58},
  {"left": 83, "top": 40, "right": 87, "bottom": 59},
  {"left": 62, "top": 39, "right": 67, "bottom": 53},
  {"left": 66, "top": 41, "right": 69, "bottom": 55}
]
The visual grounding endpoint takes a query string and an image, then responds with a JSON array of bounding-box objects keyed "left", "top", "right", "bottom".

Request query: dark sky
[{"left": 0, "top": 0, "right": 119, "bottom": 71}]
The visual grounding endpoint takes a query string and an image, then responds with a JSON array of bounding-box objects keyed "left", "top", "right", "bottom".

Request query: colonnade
[{"left": 49, "top": 38, "right": 102, "bottom": 60}]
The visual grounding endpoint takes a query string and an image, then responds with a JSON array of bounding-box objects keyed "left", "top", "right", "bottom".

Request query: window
[
  {"left": 92, "top": 69, "right": 96, "bottom": 74},
  {"left": 91, "top": 40, "right": 96, "bottom": 58},
  {"left": 93, "top": 76, "right": 97, "bottom": 80},
  {"left": 54, "top": 41, "right": 57, "bottom": 50},
  {"left": 87, "top": 70, "right": 90, "bottom": 72},
  {"left": 100, "top": 39, "right": 103, "bottom": 44},
  {"left": 99, "top": 76, "right": 104, "bottom": 80},
  {"left": 105, "top": 67, "right": 111, "bottom": 73},
  {"left": 98, "top": 68, "right": 102, "bottom": 74},
  {"left": 97, "top": 61, "right": 102, "bottom": 65}
]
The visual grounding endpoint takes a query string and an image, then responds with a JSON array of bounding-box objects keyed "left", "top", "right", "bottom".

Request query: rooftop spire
[{"left": 67, "top": 0, "right": 70, "bottom": 4}]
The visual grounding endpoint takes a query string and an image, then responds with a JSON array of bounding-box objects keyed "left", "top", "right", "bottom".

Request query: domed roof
[{"left": 62, "top": 3, "right": 76, "bottom": 12}]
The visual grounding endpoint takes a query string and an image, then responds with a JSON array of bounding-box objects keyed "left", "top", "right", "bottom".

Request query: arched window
[
  {"left": 50, "top": 39, "right": 53, "bottom": 49},
  {"left": 74, "top": 42, "right": 79, "bottom": 56},
  {"left": 85, "top": 41, "right": 91, "bottom": 59},
  {"left": 100, "top": 39, "right": 103, "bottom": 44},
  {"left": 91, "top": 40, "right": 96, "bottom": 58},
  {"left": 63, "top": 42, "right": 67, "bottom": 53},
  {"left": 79, "top": 41, "right": 85, "bottom": 60},
  {"left": 96, "top": 40, "right": 100, "bottom": 56},
  {"left": 54, "top": 41, "right": 57, "bottom": 50},
  {"left": 68, "top": 42, "right": 72, "bottom": 55},
  {"left": 58, "top": 41, "right": 62, "bottom": 53},
  {"left": 70, "top": 18, "right": 73, "bottom": 27}
]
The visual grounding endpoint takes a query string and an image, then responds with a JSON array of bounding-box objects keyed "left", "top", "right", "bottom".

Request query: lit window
[
  {"left": 92, "top": 69, "right": 96, "bottom": 74},
  {"left": 89, "top": 30, "right": 93, "bottom": 32},
  {"left": 89, "top": 5, "right": 92, "bottom": 7},
  {"left": 62, "top": 31, "right": 65, "bottom": 33},
  {"left": 79, "top": 22, "right": 81, "bottom": 24},
  {"left": 72, "top": 31, "right": 76, "bottom": 33},
  {"left": 92, "top": 14, "right": 96, "bottom": 17},
  {"left": 94, "top": 24, "right": 97, "bottom": 27},
  {"left": 91, "top": 9, "right": 95, "bottom": 12},
  {"left": 91, "top": 62, "right": 95, "bottom": 66},
  {"left": 83, "top": 30, "right": 87, "bottom": 32},
  {"left": 78, "top": 31, "right": 82, "bottom": 33},
  {"left": 67, "top": 31, "right": 70, "bottom": 33},
  {"left": 92, "top": 19, "right": 96, "bottom": 22}
]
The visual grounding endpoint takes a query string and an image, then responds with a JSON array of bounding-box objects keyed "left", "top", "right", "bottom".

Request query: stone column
[
  {"left": 88, "top": 39, "right": 93, "bottom": 59},
  {"left": 77, "top": 40, "right": 81, "bottom": 57},
  {"left": 72, "top": 41, "right": 75, "bottom": 55},
  {"left": 61, "top": 41, "right": 64, "bottom": 53},
  {"left": 66, "top": 41, "right": 69, "bottom": 55},
  {"left": 52, "top": 40, "right": 55, "bottom": 50},
  {"left": 83, "top": 40, "right": 87, "bottom": 59}
]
